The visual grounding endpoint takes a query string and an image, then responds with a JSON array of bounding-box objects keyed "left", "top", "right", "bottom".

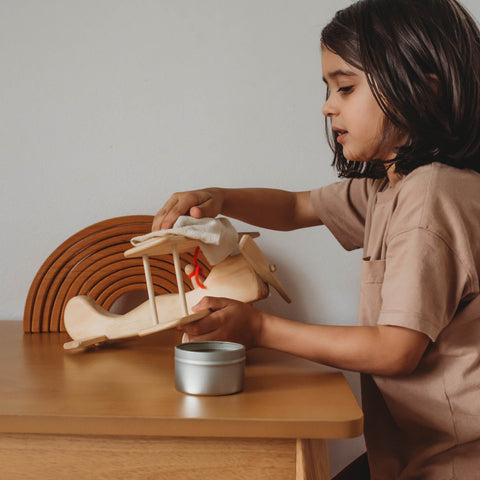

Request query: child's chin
[
  {"left": 342, "top": 147, "right": 371, "bottom": 163},
  {"left": 343, "top": 152, "right": 364, "bottom": 163}
]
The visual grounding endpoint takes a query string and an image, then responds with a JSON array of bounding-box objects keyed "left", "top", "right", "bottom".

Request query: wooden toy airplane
[{"left": 63, "top": 232, "right": 291, "bottom": 352}]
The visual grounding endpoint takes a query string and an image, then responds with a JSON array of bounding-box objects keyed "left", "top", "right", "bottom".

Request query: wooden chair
[{"left": 23, "top": 216, "right": 209, "bottom": 333}]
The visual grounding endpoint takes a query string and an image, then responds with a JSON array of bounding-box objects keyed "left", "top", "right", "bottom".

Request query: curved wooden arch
[{"left": 24, "top": 216, "right": 210, "bottom": 333}]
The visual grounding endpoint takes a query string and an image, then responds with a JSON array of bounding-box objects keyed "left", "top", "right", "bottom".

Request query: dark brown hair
[{"left": 321, "top": 0, "right": 480, "bottom": 178}]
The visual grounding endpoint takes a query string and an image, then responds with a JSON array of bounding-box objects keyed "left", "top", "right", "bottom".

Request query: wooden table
[{"left": 0, "top": 321, "right": 363, "bottom": 479}]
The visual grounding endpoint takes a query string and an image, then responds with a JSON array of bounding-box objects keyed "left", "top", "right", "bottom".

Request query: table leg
[{"left": 296, "top": 439, "right": 330, "bottom": 480}]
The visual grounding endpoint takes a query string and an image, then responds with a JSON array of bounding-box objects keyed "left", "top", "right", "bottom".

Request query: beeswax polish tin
[{"left": 175, "top": 341, "right": 246, "bottom": 396}]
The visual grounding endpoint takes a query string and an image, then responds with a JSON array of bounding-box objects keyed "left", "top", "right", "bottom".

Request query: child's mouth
[{"left": 335, "top": 130, "right": 347, "bottom": 143}]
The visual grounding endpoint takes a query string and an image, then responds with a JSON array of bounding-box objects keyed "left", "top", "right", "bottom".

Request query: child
[{"left": 152, "top": 0, "right": 480, "bottom": 478}]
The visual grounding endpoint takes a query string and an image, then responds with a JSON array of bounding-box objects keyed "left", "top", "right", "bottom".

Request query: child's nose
[{"left": 322, "top": 96, "right": 337, "bottom": 117}]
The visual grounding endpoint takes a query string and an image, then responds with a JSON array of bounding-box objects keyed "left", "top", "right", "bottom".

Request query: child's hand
[
  {"left": 179, "top": 297, "right": 263, "bottom": 349},
  {"left": 152, "top": 188, "right": 223, "bottom": 231}
]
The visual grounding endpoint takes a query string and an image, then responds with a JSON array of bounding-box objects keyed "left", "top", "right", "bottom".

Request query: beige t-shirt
[{"left": 311, "top": 163, "right": 480, "bottom": 480}]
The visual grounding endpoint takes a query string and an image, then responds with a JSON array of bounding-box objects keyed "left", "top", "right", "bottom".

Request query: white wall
[{"left": 2, "top": 0, "right": 479, "bottom": 475}]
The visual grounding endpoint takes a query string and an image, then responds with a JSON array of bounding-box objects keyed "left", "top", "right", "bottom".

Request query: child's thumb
[
  {"left": 189, "top": 205, "right": 205, "bottom": 218},
  {"left": 190, "top": 200, "right": 218, "bottom": 219},
  {"left": 192, "top": 296, "right": 228, "bottom": 312}
]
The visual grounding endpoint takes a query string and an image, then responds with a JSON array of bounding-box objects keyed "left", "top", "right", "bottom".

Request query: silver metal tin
[{"left": 175, "top": 341, "right": 246, "bottom": 396}]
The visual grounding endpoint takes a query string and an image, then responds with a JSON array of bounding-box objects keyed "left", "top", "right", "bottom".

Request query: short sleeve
[
  {"left": 379, "top": 227, "right": 473, "bottom": 340},
  {"left": 310, "top": 178, "right": 378, "bottom": 251}
]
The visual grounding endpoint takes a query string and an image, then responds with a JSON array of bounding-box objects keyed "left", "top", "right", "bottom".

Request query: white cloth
[{"left": 131, "top": 216, "right": 238, "bottom": 265}]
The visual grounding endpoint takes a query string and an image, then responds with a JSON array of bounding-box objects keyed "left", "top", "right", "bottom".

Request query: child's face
[{"left": 321, "top": 48, "right": 399, "bottom": 163}]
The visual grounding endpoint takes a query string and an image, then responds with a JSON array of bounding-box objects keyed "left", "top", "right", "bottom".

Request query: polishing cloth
[{"left": 130, "top": 216, "right": 238, "bottom": 265}]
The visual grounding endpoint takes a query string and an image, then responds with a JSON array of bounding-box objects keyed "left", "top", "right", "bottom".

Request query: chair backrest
[{"left": 24, "top": 215, "right": 209, "bottom": 333}]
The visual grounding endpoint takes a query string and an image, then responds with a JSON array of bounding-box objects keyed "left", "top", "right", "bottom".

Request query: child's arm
[
  {"left": 152, "top": 188, "right": 322, "bottom": 231},
  {"left": 257, "top": 312, "right": 430, "bottom": 376},
  {"left": 185, "top": 297, "right": 430, "bottom": 377}
]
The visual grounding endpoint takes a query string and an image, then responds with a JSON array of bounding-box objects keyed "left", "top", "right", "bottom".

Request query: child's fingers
[
  {"left": 152, "top": 196, "right": 182, "bottom": 231},
  {"left": 192, "top": 296, "right": 231, "bottom": 313},
  {"left": 152, "top": 190, "right": 216, "bottom": 231},
  {"left": 182, "top": 297, "right": 232, "bottom": 337},
  {"left": 182, "top": 315, "right": 218, "bottom": 337},
  {"left": 152, "top": 193, "right": 198, "bottom": 231}
]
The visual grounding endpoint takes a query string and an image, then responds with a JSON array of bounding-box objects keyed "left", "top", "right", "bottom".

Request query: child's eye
[{"left": 337, "top": 86, "right": 353, "bottom": 94}]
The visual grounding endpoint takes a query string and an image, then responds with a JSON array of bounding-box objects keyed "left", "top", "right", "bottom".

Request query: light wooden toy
[{"left": 63, "top": 233, "right": 291, "bottom": 352}]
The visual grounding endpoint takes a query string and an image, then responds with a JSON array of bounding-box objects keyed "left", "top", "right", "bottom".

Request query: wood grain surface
[{"left": 1, "top": 321, "right": 363, "bottom": 479}]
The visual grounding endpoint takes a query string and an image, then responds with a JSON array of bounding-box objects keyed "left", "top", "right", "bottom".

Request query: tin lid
[{"left": 175, "top": 341, "right": 245, "bottom": 364}]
